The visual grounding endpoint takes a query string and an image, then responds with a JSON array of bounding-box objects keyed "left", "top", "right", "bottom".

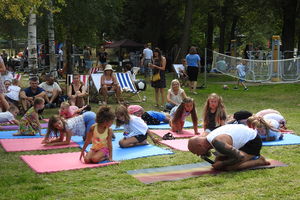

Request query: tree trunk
[
  {"left": 28, "top": 10, "right": 38, "bottom": 74},
  {"left": 66, "top": 39, "right": 73, "bottom": 75},
  {"left": 179, "top": 0, "right": 193, "bottom": 59},
  {"left": 48, "top": 0, "right": 56, "bottom": 75},
  {"left": 281, "top": 0, "right": 298, "bottom": 58},
  {"left": 227, "top": 15, "right": 239, "bottom": 52},
  {"left": 218, "top": 4, "right": 227, "bottom": 54},
  {"left": 206, "top": 12, "right": 214, "bottom": 64}
]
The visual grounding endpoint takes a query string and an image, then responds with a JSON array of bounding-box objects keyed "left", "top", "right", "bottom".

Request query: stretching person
[
  {"left": 42, "top": 111, "right": 96, "bottom": 145},
  {"left": 188, "top": 124, "right": 270, "bottom": 171}
]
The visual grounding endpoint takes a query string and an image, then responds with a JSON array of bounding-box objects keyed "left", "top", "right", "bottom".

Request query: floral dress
[{"left": 18, "top": 107, "right": 41, "bottom": 135}]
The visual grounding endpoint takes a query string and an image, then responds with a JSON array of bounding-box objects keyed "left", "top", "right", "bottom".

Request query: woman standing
[
  {"left": 149, "top": 48, "right": 166, "bottom": 108},
  {"left": 186, "top": 46, "right": 201, "bottom": 94}
]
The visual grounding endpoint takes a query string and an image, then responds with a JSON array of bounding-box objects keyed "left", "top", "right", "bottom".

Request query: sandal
[{"left": 162, "top": 132, "right": 175, "bottom": 140}]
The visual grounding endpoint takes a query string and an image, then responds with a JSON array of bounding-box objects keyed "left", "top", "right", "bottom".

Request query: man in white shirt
[
  {"left": 188, "top": 124, "right": 270, "bottom": 170},
  {"left": 141, "top": 43, "right": 153, "bottom": 78},
  {"left": 39, "top": 74, "right": 62, "bottom": 108}
]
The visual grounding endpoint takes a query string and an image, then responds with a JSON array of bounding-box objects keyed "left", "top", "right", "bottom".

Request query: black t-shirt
[
  {"left": 97, "top": 52, "right": 108, "bottom": 63},
  {"left": 207, "top": 111, "right": 226, "bottom": 131}
]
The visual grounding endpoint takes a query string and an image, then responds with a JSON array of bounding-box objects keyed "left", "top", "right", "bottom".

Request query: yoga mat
[
  {"left": 0, "top": 123, "right": 48, "bottom": 130},
  {"left": 159, "top": 139, "right": 189, "bottom": 151},
  {"left": 262, "top": 133, "right": 300, "bottom": 146},
  {"left": 127, "top": 159, "right": 287, "bottom": 184},
  {"left": 20, "top": 152, "right": 119, "bottom": 173},
  {"left": 147, "top": 121, "right": 195, "bottom": 129},
  {"left": 0, "top": 129, "right": 47, "bottom": 139},
  {"left": 0, "top": 138, "right": 79, "bottom": 152},
  {"left": 72, "top": 133, "right": 174, "bottom": 161},
  {"left": 152, "top": 128, "right": 204, "bottom": 138}
]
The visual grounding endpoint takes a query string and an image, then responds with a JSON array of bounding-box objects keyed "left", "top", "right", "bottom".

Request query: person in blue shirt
[
  {"left": 185, "top": 46, "right": 201, "bottom": 94},
  {"left": 20, "top": 76, "right": 47, "bottom": 111}
]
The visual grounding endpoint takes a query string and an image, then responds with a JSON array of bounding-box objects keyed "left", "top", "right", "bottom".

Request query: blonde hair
[
  {"left": 170, "top": 79, "right": 181, "bottom": 93},
  {"left": 115, "top": 105, "right": 130, "bottom": 127},
  {"left": 202, "top": 93, "right": 227, "bottom": 128},
  {"left": 60, "top": 101, "right": 70, "bottom": 109},
  {"left": 247, "top": 116, "right": 277, "bottom": 139}
]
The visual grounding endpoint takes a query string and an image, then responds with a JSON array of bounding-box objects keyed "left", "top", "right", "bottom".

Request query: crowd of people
[{"left": 0, "top": 45, "right": 288, "bottom": 170}]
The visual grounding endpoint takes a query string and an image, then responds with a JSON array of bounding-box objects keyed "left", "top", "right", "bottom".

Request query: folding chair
[
  {"left": 89, "top": 67, "right": 103, "bottom": 74},
  {"left": 67, "top": 74, "right": 90, "bottom": 104},
  {"left": 13, "top": 73, "right": 22, "bottom": 81},
  {"left": 116, "top": 72, "right": 142, "bottom": 102},
  {"left": 172, "top": 64, "right": 188, "bottom": 86}
]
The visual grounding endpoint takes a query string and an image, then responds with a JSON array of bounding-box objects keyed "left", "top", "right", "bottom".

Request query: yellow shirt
[{"left": 91, "top": 124, "right": 109, "bottom": 151}]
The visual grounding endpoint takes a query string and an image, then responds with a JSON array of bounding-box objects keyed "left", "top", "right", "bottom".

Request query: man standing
[{"left": 141, "top": 43, "right": 153, "bottom": 78}]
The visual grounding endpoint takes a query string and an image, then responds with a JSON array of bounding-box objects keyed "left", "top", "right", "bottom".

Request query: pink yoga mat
[
  {"left": 159, "top": 139, "right": 189, "bottom": 151},
  {"left": 152, "top": 128, "right": 204, "bottom": 138},
  {"left": 20, "top": 152, "right": 120, "bottom": 173},
  {"left": 0, "top": 138, "right": 79, "bottom": 152},
  {"left": 0, "top": 123, "right": 48, "bottom": 130}
]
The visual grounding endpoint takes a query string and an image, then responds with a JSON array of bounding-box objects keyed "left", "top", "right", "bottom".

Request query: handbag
[{"left": 152, "top": 72, "right": 161, "bottom": 82}]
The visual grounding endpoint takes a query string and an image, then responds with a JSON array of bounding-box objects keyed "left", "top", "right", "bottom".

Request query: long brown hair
[
  {"left": 247, "top": 116, "right": 277, "bottom": 139},
  {"left": 154, "top": 47, "right": 162, "bottom": 67},
  {"left": 115, "top": 105, "right": 131, "bottom": 127},
  {"left": 202, "top": 93, "right": 227, "bottom": 128},
  {"left": 46, "top": 115, "right": 67, "bottom": 138},
  {"left": 173, "top": 97, "right": 198, "bottom": 126}
]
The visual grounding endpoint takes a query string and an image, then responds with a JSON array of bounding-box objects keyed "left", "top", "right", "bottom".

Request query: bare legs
[{"left": 154, "top": 88, "right": 165, "bottom": 107}]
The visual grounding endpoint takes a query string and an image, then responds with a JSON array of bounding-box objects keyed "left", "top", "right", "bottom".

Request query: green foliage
[{"left": 1, "top": 73, "right": 300, "bottom": 199}]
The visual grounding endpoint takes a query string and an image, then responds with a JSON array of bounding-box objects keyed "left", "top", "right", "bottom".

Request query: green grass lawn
[{"left": 1, "top": 72, "right": 300, "bottom": 200}]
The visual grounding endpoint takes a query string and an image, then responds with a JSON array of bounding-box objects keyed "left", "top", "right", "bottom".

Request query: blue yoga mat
[
  {"left": 0, "top": 129, "right": 47, "bottom": 139},
  {"left": 111, "top": 124, "right": 123, "bottom": 131},
  {"left": 147, "top": 121, "right": 196, "bottom": 129},
  {"left": 263, "top": 133, "right": 300, "bottom": 146},
  {"left": 72, "top": 133, "right": 173, "bottom": 161}
]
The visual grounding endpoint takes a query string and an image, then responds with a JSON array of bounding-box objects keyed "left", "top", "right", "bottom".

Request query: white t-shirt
[
  {"left": 39, "top": 82, "right": 62, "bottom": 97},
  {"left": 5, "top": 85, "right": 21, "bottom": 101},
  {"left": 143, "top": 48, "right": 153, "bottom": 60},
  {"left": 236, "top": 64, "right": 246, "bottom": 77},
  {"left": 168, "top": 88, "right": 184, "bottom": 105},
  {"left": 66, "top": 115, "right": 86, "bottom": 136},
  {"left": 263, "top": 113, "right": 286, "bottom": 124},
  {"left": 123, "top": 115, "right": 148, "bottom": 138},
  {"left": 206, "top": 124, "right": 257, "bottom": 150},
  {"left": 0, "top": 111, "right": 15, "bottom": 123}
]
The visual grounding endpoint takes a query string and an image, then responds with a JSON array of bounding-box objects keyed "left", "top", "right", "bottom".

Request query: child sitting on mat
[
  {"left": 59, "top": 102, "right": 91, "bottom": 119},
  {"left": 170, "top": 97, "right": 199, "bottom": 135},
  {"left": 247, "top": 115, "right": 283, "bottom": 141},
  {"left": 42, "top": 111, "right": 96, "bottom": 145},
  {"left": 127, "top": 105, "right": 170, "bottom": 125},
  {"left": 115, "top": 105, "right": 159, "bottom": 148},
  {"left": 14, "top": 97, "right": 45, "bottom": 136},
  {"left": 202, "top": 93, "right": 227, "bottom": 136},
  {"left": 0, "top": 105, "right": 19, "bottom": 125},
  {"left": 80, "top": 106, "right": 115, "bottom": 163}
]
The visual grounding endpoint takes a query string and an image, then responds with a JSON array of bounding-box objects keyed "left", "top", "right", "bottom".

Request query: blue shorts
[
  {"left": 147, "top": 111, "right": 166, "bottom": 122},
  {"left": 239, "top": 75, "right": 245, "bottom": 82},
  {"left": 83, "top": 111, "right": 96, "bottom": 134}
]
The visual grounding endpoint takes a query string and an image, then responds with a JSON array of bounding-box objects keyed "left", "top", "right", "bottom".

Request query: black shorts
[
  {"left": 134, "top": 133, "right": 148, "bottom": 143},
  {"left": 187, "top": 66, "right": 199, "bottom": 81},
  {"left": 239, "top": 134, "right": 262, "bottom": 156}
]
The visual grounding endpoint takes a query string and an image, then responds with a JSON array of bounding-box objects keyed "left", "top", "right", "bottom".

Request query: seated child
[
  {"left": 247, "top": 116, "right": 283, "bottom": 141},
  {"left": 59, "top": 101, "right": 90, "bottom": 119},
  {"left": 170, "top": 97, "right": 199, "bottom": 135},
  {"left": 115, "top": 105, "right": 159, "bottom": 148},
  {"left": 5, "top": 79, "right": 21, "bottom": 108},
  {"left": 15, "top": 97, "right": 44, "bottom": 136},
  {"left": 0, "top": 106, "right": 19, "bottom": 125},
  {"left": 202, "top": 93, "right": 227, "bottom": 136},
  {"left": 127, "top": 105, "right": 170, "bottom": 125},
  {"left": 80, "top": 106, "right": 115, "bottom": 163}
]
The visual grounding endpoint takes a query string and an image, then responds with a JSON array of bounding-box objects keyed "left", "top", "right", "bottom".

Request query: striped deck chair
[
  {"left": 89, "top": 67, "right": 103, "bottom": 74},
  {"left": 67, "top": 74, "right": 90, "bottom": 104},
  {"left": 116, "top": 72, "right": 141, "bottom": 102},
  {"left": 13, "top": 73, "right": 22, "bottom": 81}
]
